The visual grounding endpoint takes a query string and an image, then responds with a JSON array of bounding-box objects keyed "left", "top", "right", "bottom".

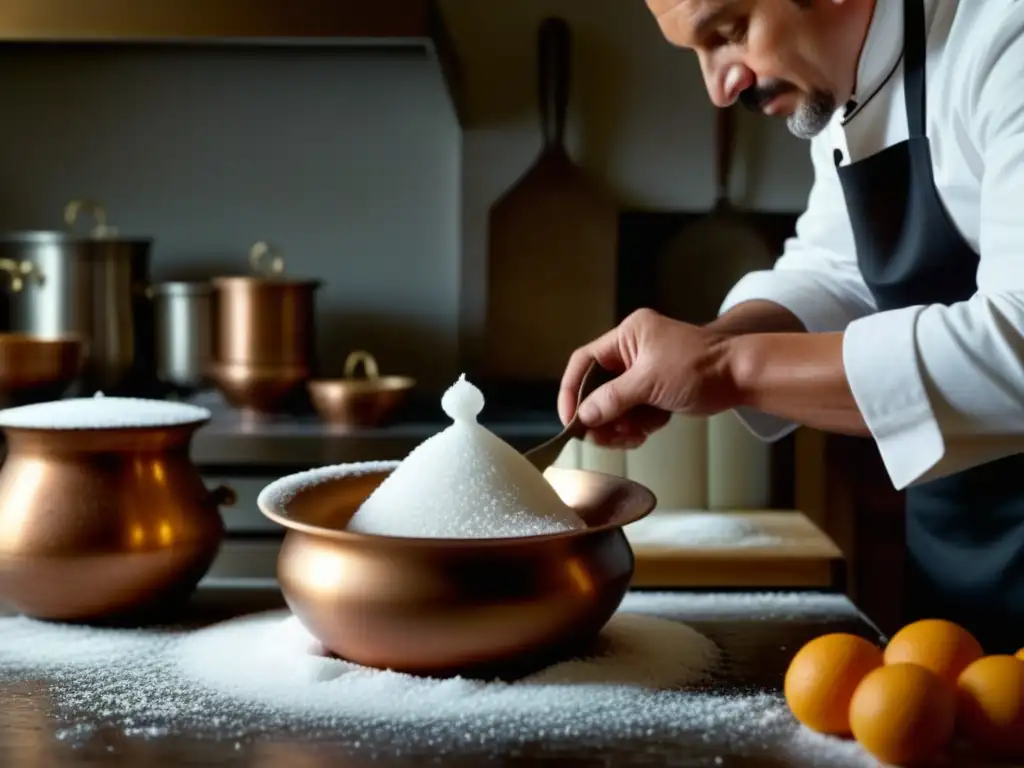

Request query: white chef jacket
[{"left": 720, "top": 0, "right": 1024, "bottom": 491}]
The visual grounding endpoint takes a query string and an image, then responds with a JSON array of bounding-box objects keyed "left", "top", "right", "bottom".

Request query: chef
[{"left": 558, "top": 0, "right": 1024, "bottom": 651}]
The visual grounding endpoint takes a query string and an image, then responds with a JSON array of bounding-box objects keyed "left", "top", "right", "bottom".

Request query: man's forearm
[
  {"left": 705, "top": 300, "right": 808, "bottom": 336},
  {"left": 723, "top": 330, "right": 871, "bottom": 437}
]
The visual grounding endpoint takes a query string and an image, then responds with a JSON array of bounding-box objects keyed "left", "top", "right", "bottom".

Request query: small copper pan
[
  {"left": 307, "top": 351, "right": 415, "bottom": 428},
  {"left": 258, "top": 464, "right": 656, "bottom": 679}
]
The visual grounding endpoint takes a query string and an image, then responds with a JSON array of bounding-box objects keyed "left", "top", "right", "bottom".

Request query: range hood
[{"left": 0, "top": 0, "right": 464, "bottom": 122}]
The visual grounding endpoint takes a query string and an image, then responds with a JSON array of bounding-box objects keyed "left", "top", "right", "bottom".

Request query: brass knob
[
  {"left": 0, "top": 259, "right": 43, "bottom": 293},
  {"left": 249, "top": 241, "right": 285, "bottom": 276}
]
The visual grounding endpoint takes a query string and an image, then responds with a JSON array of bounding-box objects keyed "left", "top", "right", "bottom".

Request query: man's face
[{"left": 646, "top": 0, "right": 872, "bottom": 139}]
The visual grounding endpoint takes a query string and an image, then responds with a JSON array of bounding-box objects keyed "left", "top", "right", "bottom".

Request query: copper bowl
[
  {"left": 308, "top": 351, "right": 415, "bottom": 428},
  {"left": 207, "top": 359, "right": 309, "bottom": 415},
  {"left": 257, "top": 463, "right": 656, "bottom": 678},
  {"left": 0, "top": 333, "right": 85, "bottom": 408},
  {"left": 0, "top": 400, "right": 236, "bottom": 621}
]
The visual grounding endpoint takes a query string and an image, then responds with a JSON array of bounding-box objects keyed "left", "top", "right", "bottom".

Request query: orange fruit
[
  {"left": 883, "top": 619, "right": 983, "bottom": 685},
  {"left": 1016, "top": 647, "right": 1024, "bottom": 662},
  {"left": 849, "top": 662, "right": 956, "bottom": 765},
  {"left": 956, "top": 655, "right": 1024, "bottom": 758},
  {"left": 784, "top": 633, "right": 883, "bottom": 735}
]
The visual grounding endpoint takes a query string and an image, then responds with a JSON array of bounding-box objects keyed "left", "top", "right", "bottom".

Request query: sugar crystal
[{"left": 346, "top": 374, "right": 585, "bottom": 538}]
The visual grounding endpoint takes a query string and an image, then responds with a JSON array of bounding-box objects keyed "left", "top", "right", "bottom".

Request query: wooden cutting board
[
  {"left": 627, "top": 511, "right": 846, "bottom": 590},
  {"left": 482, "top": 16, "right": 618, "bottom": 385}
]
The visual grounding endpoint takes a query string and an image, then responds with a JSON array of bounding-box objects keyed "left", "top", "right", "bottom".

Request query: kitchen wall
[{"left": 0, "top": 0, "right": 814, "bottom": 395}]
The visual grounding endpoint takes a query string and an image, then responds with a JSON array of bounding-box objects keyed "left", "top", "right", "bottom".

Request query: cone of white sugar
[{"left": 346, "top": 374, "right": 586, "bottom": 539}]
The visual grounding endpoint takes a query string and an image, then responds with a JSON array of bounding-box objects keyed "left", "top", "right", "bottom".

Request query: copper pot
[
  {"left": 209, "top": 242, "right": 321, "bottom": 413},
  {"left": 0, "top": 332, "right": 86, "bottom": 408},
  {"left": 258, "top": 464, "right": 656, "bottom": 678},
  {"left": 308, "top": 350, "right": 415, "bottom": 427},
  {"left": 0, "top": 399, "right": 235, "bottom": 621},
  {"left": 211, "top": 242, "right": 321, "bottom": 368}
]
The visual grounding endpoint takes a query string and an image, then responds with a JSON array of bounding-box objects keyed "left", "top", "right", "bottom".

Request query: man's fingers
[
  {"left": 584, "top": 424, "right": 645, "bottom": 449},
  {"left": 577, "top": 365, "right": 649, "bottom": 427},
  {"left": 557, "top": 350, "right": 590, "bottom": 425},
  {"left": 557, "top": 328, "right": 625, "bottom": 425}
]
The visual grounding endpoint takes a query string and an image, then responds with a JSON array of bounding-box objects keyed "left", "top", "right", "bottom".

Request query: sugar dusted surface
[
  {"left": 0, "top": 392, "right": 211, "bottom": 430},
  {"left": 625, "top": 513, "right": 783, "bottom": 548},
  {"left": 345, "top": 375, "right": 586, "bottom": 539},
  {"left": 173, "top": 610, "right": 720, "bottom": 722},
  {"left": 0, "top": 591, "right": 877, "bottom": 766}
]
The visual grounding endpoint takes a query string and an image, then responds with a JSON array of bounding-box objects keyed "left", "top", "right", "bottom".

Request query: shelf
[{"left": 0, "top": 0, "right": 465, "bottom": 124}]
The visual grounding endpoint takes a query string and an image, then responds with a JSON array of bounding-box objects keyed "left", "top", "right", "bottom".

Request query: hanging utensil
[
  {"left": 482, "top": 17, "right": 618, "bottom": 390},
  {"left": 655, "top": 105, "right": 776, "bottom": 324}
]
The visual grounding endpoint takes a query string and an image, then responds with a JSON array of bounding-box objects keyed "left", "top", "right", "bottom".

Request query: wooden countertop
[
  {"left": 0, "top": 584, "right": 895, "bottom": 767},
  {"left": 628, "top": 511, "right": 846, "bottom": 590}
]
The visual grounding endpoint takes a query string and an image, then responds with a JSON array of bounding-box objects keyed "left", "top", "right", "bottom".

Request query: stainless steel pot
[
  {"left": 153, "top": 281, "right": 212, "bottom": 394},
  {"left": 0, "top": 200, "right": 154, "bottom": 395}
]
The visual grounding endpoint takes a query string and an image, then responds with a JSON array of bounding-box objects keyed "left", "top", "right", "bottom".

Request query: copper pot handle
[
  {"left": 65, "top": 199, "right": 118, "bottom": 238},
  {"left": 208, "top": 484, "right": 237, "bottom": 508},
  {"left": 0, "top": 258, "right": 43, "bottom": 293},
  {"left": 344, "top": 350, "right": 380, "bottom": 380},
  {"left": 249, "top": 241, "right": 285, "bottom": 276}
]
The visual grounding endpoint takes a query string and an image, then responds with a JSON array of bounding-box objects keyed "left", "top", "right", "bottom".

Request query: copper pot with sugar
[
  {"left": 0, "top": 395, "right": 235, "bottom": 621},
  {"left": 209, "top": 242, "right": 321, "bottom": 414},
  {"left": 257, "top": 464, "right": 656, "bottom": 678}
]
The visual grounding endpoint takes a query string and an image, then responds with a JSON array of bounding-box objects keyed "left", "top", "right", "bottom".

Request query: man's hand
[
  {"left": 558, "top": 302, "right": 870, "bottom": 447},
  {"left": 557, "top": 309, "right": 739, "bottom": 448}
]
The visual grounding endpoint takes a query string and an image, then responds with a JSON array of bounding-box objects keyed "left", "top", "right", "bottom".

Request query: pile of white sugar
[
  {"left": 341, "top": 374, "right": 586, "bottom": 538},
  {"left": 0, "top": 591, "right": 876, "bottom": 766},
  {"left": 0, "top": 391, "right": 211, "bottom": 429}
]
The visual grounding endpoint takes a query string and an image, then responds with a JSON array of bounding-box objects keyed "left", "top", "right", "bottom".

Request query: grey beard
[{"left": 786, "top": 89, "right": 837, "bottom": 139}]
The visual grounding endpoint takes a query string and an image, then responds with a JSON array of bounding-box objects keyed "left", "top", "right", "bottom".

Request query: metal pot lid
[
  {"left": 0, "top": 200, "right": 152, "bottom": 247},
  {"left": 0, "top": 230, "right": 153, "bottom": 247},
  {"left": 0, "top": 392, "right": 212, "bottom": 431},
  {"left": 210, "top": 274, "right": 323, "bottom": 289},
  {"left": 209, "top": 241, "right": 322, "bottom": 288}
]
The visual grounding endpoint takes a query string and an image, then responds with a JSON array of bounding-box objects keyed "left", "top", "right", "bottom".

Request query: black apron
[{"left": 836, "top": 0, "right": 1024, "bottom": 652}]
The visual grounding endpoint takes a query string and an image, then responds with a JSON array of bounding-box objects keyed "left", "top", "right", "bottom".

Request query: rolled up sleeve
[
  {"left": 842, "top": 12, "right": 1024, "bottom": 490},
  {"left": 720, "top": 130, "right": 878, "bottom": 442}
]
